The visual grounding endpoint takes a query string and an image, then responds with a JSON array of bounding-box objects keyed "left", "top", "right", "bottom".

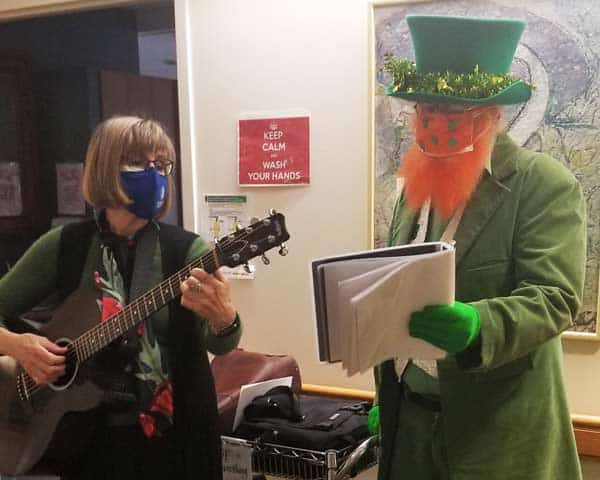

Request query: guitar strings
[{"left": 21, "top": 219, "right": 282, "bottom": 397}]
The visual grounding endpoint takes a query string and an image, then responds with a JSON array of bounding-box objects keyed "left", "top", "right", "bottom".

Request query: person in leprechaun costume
[{"left": 372, "top": 15, "right": 586, "bottom": 480}]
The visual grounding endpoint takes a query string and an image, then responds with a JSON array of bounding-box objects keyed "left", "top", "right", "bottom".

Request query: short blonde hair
[{"left": 82, "top": 116, "right": 176, "bottom": 218}]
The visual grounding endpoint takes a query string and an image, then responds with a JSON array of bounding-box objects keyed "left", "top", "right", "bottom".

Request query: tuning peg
[
  {"left": 269, "top": 208, "right": 277, "bottom": 216},
  {"left": 243, "top": 262, "right": 253, "bottom": 273},
  {"left": 261, "top": 253, "right": 270, "bottom": 265},
  {"left": 278, "top": 243, "right": 288, "bottom": 256}
]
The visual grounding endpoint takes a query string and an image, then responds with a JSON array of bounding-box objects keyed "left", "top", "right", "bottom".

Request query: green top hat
[{"left": 385, "top": 15, "right": 532, "bottom": 105}]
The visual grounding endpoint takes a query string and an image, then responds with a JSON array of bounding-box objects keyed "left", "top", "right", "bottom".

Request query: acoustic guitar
[{"left": 0, "top": 210, "right": 290, "bottom": 476}]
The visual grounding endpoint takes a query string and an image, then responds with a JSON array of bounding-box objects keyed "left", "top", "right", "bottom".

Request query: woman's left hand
[{"left": 180, "top": 267, "right": 237, "bottom": 332}]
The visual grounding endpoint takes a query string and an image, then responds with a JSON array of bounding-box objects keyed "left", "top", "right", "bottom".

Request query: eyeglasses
[{"left": 121, "top": 157, "right": 174, "bottom": 177}]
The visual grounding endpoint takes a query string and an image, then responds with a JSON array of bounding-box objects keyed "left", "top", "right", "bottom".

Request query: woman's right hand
[{"left": 11, "top": 333, "right": 67, "bottom": 385}]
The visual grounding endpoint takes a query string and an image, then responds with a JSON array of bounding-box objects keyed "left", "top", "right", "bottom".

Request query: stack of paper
[
  {"left": 311, "top": 242, "right": 455, "bottom": 376},
  {"left": 232, "top": 376, "right": 293, "bottom": 432}
]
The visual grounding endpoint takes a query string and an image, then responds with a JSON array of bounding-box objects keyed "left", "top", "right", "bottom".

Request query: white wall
[
  {"left": 564, "top": 340, "right": 600, "bottom": 416},
  {"left": 176, "top": 0, "right": 374, "bottom": 390}
]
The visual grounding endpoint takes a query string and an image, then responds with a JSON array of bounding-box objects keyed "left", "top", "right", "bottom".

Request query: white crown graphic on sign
[{"left": 269, "top": 122, "right": 278, "bottom": 130}]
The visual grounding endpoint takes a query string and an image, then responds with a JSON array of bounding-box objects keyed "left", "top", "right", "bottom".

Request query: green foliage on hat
[{"left": 383, "top": 55, "right": 533, "bottom": 102}]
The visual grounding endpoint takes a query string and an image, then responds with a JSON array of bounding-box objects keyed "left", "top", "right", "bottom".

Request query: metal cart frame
[{"left": 222, "top": 434, "right": 378, "bottom": 480}]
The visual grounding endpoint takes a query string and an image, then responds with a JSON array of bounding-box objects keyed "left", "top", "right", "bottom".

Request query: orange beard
[{"left": 400, "top": 107, "right": 500, "bottom": 220}]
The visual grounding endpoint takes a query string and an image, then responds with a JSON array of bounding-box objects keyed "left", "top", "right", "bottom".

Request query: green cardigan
[{"left": 377, "top": 134, "right": 586, "bottom": 480}]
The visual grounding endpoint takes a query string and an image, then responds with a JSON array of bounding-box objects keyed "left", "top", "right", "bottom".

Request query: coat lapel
[
  {"left": 453, "top": 133, "right": 518, "bottom": 266},
  {"left": 387, "top": 196, "right": 419, "bottom": 247},
  {"left": 453, "top": 173, "right": 509, "bottom": 265}
]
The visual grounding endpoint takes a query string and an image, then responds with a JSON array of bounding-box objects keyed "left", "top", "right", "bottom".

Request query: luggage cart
[{"left": 222, "top": 434, "right": 378, "bottom": 480}]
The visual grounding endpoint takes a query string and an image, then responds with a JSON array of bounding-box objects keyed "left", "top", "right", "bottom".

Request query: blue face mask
[{"left": 120, "top": 167, "right": 168, "bottom": 220}]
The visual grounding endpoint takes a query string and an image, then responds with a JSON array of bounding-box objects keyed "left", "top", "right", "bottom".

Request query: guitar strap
[
  {"left": 57, "top": 219, "right": 97, "bottom": 301},
  {"left": 157, "top": 222, "right": 197, "bottom": 279},
  {"left": 158, "top": 222, "right": 223, "bottom": 479}
]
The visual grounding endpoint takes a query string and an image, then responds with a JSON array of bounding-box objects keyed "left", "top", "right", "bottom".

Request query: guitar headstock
[{"left": 216, "top": 210, "right": 290, "bottom": 268}]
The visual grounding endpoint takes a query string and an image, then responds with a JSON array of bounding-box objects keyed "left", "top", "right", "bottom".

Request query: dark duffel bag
[{"left": 234, "top": 387, "right": 371, "bottom": 451}]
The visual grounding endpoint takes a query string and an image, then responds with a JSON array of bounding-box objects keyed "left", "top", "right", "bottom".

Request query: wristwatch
[{"left": 211, "top": 314, "right": 240, "bottom": 337}]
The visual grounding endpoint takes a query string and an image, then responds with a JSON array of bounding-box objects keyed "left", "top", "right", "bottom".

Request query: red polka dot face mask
[{"left": 414, "top": 104, "right": 497, "bottom": 158}]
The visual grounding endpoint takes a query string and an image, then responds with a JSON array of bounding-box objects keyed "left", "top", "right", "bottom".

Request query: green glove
[
  {"left": 409, "top": 301, "right": 480, "bottom": 354},
  {"left": 368, "top": 405, "right": 380, "bottom": 435}
]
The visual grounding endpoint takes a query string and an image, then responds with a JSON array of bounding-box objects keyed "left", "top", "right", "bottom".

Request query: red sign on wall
[{"left": 238, "top": 116, "right": 310, "bottom": 186}]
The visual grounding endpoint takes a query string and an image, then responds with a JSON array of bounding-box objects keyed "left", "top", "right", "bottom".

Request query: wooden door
[
  {"left": 0, "top": 55, "right": 42, "bottom": 237},
  {"left": 99, "top": 69, "right": 182, "bottom": 225}
]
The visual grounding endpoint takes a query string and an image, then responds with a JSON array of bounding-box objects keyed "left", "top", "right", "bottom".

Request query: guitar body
[{"left": 0, "top": 288, "right": 104, "bottom": 476}]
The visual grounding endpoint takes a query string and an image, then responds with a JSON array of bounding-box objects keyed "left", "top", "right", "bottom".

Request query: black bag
[{"left": 234, "top": 387, "right": 371, "bottom": 451}]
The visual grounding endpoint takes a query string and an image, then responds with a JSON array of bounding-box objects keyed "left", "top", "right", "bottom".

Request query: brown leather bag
[{"left": 210, "top": 349, "right": 302, "bottom": 434}]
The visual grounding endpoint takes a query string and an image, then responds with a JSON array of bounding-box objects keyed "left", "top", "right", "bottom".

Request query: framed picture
[{"left": 369, "top": 0, "right": 600, "bottom": 340}]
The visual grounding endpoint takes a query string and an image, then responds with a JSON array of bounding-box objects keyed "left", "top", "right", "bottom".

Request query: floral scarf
[{"left": 94, "top": 231, "right": 173, "bottom": 438}]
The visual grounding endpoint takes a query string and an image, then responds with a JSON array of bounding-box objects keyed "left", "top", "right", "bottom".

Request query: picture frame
[{"left": 369, "top": 0, "right": 600, "bottom": 340}]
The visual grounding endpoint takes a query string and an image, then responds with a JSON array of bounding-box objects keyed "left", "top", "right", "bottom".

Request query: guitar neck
[{"left": 74, "top": 248, "right": 220, "bottom": 362}]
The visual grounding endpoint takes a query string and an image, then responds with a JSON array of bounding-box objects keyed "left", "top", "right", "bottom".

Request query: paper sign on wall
[
  {"left": 203, "top": 194, "right": 249, "bottom": 244},
  {"left": 238, "top": 114, "right": 310, "bottom": 186},
  {"left": 202, "top": 194, "right": 255, "bottom": 280},
  {"left": 56, "top": 163, "right": 85, "bottom": 216},
  {"left": 0, "top": 162, "right": 22, "bottom": 216}
]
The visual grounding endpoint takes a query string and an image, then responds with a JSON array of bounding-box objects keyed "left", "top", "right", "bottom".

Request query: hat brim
[{"left": 386, "top": 80, "right": 532, "bottom": 105}]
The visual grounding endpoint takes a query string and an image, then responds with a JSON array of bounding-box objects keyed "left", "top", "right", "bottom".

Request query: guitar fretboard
[{"left": 73, "top": 248, "right": 220, "bottom": 362}]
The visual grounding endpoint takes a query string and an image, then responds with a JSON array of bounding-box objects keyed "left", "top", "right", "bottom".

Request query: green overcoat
[{"left": 377, "top": 133, "right": 586, "bottom": 480}]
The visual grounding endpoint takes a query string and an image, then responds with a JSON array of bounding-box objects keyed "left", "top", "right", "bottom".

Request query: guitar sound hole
[{"left": 50, "top": 338, "right": 78, "bottom": 390}]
